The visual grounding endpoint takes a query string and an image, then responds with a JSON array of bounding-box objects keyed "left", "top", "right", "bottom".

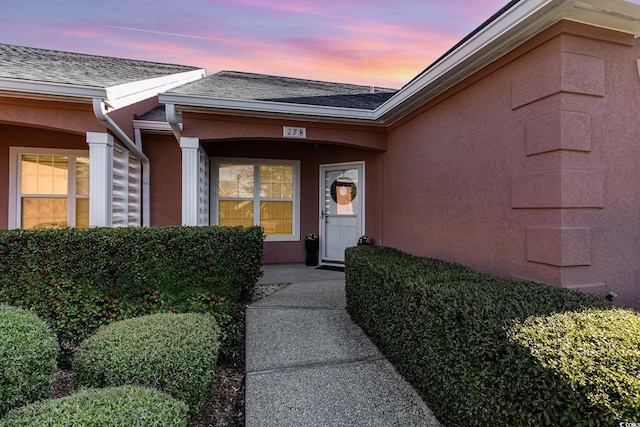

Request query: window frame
[
  {"left": 211, "top": 157, "right": 300, "bottom": 242},
  {"left": 8, "top": 147, "right": 90, "bottom": 230}
]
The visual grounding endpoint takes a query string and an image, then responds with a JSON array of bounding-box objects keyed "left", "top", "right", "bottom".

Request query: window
[
  {"left": 213, "top": 158, "right": 299, "bottom": 241},
  {"left": 9, "top": 148, "right": 89, "bottom": 229}
]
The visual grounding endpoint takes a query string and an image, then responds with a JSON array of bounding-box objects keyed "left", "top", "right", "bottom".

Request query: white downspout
[
  {"left": 165, "top": 103, "right": 182, "bottom": 141},
  {"left": 92, "top": 98, "right": 151, "bottom": 227}
]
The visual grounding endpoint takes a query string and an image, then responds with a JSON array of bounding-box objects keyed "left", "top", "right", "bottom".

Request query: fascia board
[
  {"left": 132, "top": 119, "right": 179, "bottom": 134},
  {"left": 564, "top": 0, "right": 640, "bottom": 37},
  {"left": 0, "top": 77, "right": 107, "bottom": 100},
  {"left": 159, "top": 93, "right": 377, "bottom": 122},
  {"left": 105, "top": 68, "right": 206, "bottom": 110},
  {"left": 375, "top": 0, "right": 568, "bottom": 123}
]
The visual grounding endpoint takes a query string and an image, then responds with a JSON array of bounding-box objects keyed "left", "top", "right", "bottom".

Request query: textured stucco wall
[{"left": 383, "top": 21, "right": 640, "bottom": 307}]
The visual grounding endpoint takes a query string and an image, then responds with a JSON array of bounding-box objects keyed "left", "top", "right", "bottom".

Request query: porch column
[
  {"left": 86, "top": 132, "right": 114, "bottom": 227},
  {"left": 180, "top": 137, "right": 201, "bottom": 226}
]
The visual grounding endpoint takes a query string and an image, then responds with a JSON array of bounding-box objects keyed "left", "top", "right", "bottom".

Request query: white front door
[{"left": 320, "top": 162, "right": 364, "bottom": 264}]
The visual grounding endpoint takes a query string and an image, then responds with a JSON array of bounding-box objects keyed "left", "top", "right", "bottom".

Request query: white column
[
  {"left": 86, "top": 132, "right": 114, "bottom": 227},
  {"left": 180, "top": 137, "right": 200, "bottom": 226}
]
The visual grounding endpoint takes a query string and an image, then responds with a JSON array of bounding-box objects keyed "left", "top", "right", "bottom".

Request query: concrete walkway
[{"left": 245, "top": 264, "right": 440, "bottom": 427}]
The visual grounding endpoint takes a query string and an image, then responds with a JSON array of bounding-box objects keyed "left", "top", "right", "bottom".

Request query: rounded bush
[
  {"left": 0, "top": 304, "right": 58, "bottom": 416},
  {"left": 73, "top": 312, "right": 219, "bottom": 415},
  {"left": 0, "top": 385, "right": 189, "bottom": 427}
]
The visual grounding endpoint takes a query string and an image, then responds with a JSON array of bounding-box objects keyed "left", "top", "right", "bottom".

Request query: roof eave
[
  {"left": 133, "top": 119, "right": 179, "bottom": 134},
  {"left": 375, "top": 0, "right": 567, "bottom": 124},
  {"left": 105, "top": 68, "right": 206, "bottom": 111},
  {"left": 0, "top": 77, "right": 108, "bottom": 101},
  {"left": 159, "top": 92, "right": 379, "bottom": 124},
  {"left": 376, "top": 0, "right": 640, "bottom": 126}
]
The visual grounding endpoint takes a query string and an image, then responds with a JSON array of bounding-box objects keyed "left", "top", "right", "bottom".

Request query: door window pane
[{"left": 325, "top": 169, "right": 359, "bottom": 216}]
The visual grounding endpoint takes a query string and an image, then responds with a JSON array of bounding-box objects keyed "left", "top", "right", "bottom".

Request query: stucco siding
[{"left": 384, "top": 22, "right": 640, "bottom": 307}]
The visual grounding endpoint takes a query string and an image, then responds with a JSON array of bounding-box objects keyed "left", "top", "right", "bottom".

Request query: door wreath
[{"left": 330, "top": 179, "right": 357, "bottom": 205}]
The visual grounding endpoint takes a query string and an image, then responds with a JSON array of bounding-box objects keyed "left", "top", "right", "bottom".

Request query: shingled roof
[
  {"left": 0, "top": 44, "right": 201, "bottom": 88},
  {"left": 166, "top": 71, "right": 397, "bottom": 110}
]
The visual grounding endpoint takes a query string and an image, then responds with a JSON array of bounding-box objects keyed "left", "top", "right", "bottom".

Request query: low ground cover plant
[
  {"left": 0, "top": 304, "right": 58, "bottom": 417},
  {"left": 0, "top": 385, "right": 189, "bottom": 427},
  {"left": 73, "top": 312, "right": 220, "bottom": 416},
  {"left": 345, "top": 246, "right": 639, "bottom": 426},
  {"left": 0, "top": 226, "right": 263, "bottom": 363}
]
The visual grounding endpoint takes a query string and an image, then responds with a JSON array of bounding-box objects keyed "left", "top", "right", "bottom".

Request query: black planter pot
[
  {"left": 305, "top": 240, "right": 319, "bottom": 251},
  {"left": 305, "top": 240, "right": 319, "bottom": 266}
]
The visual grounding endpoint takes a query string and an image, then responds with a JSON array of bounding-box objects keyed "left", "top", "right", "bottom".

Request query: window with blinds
[
  {"left": 214, "top": 159, "right": 300, "bottom": 241},
  {"left": 17, "top": 152, "right": 89, "bottom": 229}
]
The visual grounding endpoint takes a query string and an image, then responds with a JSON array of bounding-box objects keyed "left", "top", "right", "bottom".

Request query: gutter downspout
[
  {"left": 92, "top": 98, "right": 151, "bottom": 227},
  {"left": 165, "top": 103, "right": 182, "bottom": 141}
]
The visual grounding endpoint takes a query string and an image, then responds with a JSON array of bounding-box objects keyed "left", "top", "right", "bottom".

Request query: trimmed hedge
[
  {"left": 73, "top": 312, "right": 220, "bottom": 415},
  {"left": 508, "top": 309, "right": 640, "bottom": 422},
  {"left": 0, "top": 304, "right": 58, "bottom": 417},
  {"left": 0, "top": 226, "right": 263, "bottom": 362},
  {"left": 345, "top": 246, "right": 639, "bottom": 426},
  {"left": 0, "top": 385, "right": 189, "bottom": 427}
]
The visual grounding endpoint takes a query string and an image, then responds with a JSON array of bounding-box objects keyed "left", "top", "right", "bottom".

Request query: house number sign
[{"left": 283, "top": 126, "right": 307, "bottom": 139}]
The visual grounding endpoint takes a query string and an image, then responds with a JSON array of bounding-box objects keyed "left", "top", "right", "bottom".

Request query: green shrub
[
  {"left": 508, "top": 308, "right": 640, "bottom": 422},
  {"left": 73, "top": 312, "right": 220, "bottom": 415},
  {"left": 0, "top": 304, "right": 58, "bottom": 417},
  {"left": 345, "top": 246, "right": 638, "bottom": 426},
  {"left": 0, "top": 385, "right": 189, "bottom": 427},
  {"left": 0, "top": 226, "right": 263, "bottom": 363}
]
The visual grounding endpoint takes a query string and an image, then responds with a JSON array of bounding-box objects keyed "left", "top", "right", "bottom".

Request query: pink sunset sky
[{"left": 1, "top": 0, "right": 509, "bottom": 88}]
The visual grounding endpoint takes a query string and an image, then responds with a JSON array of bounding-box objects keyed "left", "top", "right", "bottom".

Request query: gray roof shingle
[
  {"left": 166, "top": 71, "right": 397, "bottom": 110},
  {"left": 0, "top": 44, "right": 201, "bottom": 88}
]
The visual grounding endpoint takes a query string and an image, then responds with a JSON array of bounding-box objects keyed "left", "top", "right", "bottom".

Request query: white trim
[
  {"left": 105, "top": 69, "right": 205, "bottom": 111},
  {"left": 0, "top": 77, "right": 108, "bottom": 100},
  {"left": 210, "top": 157, "right": 301, "bottom": 242},
  {"left": 132, "top": 120, "right": 179, "bottom": 134},
  {"left": 0, "top": 69, "right": 205, "bottom": 111},
  {"left": 318, "top": 161, "right": 365, "bottom": 265},
  {"left": 86, "top": 132, "right": 114, "bottom": 227},
  {"left": 165, "top": 103, "right": 183, "bottom": 141},
  {"left": 159, "top": 93, "right": 377, "bottom": 122},
  {"left": 92, "top": 99, "right": 150, "bottom": 226},
  {"left": 199, "top": 151, "right": 210, "bottom": 226},
  {"left": 180, "top": 137, "right": 201, "bottom": 226},
  {"left": 8, "top": 146, "right": 90, "bottom": 229}
]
